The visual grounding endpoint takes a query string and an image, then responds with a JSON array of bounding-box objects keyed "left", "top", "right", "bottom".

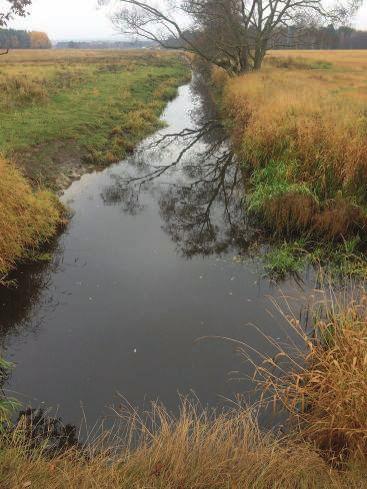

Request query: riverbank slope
[
  {"left": 0, "top": 50, "right": 189, "bottom": 279},
  {"left": 218, "top": 50, "right": 367, "bottom": 277}
]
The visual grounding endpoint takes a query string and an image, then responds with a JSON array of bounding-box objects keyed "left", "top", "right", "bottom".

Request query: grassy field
[
  {"left": 217, "top": 50, "right": 367, "bottom": 277},
  {"left": 0, "top": 49, "right": 189, "bottom": 278},
  {"left": 0, "top": 49, "right": 189, "bottom": 190}
]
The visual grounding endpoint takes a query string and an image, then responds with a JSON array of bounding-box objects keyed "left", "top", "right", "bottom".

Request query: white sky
[{"left": 8, "top": 0, "right": 367, "bottom": 41}]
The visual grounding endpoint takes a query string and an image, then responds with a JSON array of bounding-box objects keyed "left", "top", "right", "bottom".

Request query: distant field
[
  {"left": 268, "top": 49, "right": 367, "bottom": 67},
  {"left": 0, "top": 49, "right": 189, "bottom": 190},
  {"left": 267, "top": 49, "right": 367, "bottom": 102}
]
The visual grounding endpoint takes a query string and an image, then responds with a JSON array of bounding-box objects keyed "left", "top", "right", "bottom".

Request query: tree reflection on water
[{"left": 101, "top": 82, "right": 259, "bottom": 259}]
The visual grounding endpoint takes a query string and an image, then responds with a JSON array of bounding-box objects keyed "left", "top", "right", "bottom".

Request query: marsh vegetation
[{"left": 217, "top": 50, "right": 367, "bottom": 277}]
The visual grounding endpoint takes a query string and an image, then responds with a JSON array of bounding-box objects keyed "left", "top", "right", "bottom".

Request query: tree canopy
[
  {"left": 0, "top": 0, "right": 31, "bottom": 27},
  {"left": 0, "top": 28, "right": 51, "bottom": 49},
  {"left": 103, "top": 0, "right": 363, "bottom": 73}
]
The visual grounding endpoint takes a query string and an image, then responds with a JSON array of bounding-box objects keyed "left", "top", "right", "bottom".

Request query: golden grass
[
  {"left": 0, "top": 157, "right": 64, "bottom": 279},
  {"left": 0, "top": 403, "right": 351, "bottom": 489},
  {"left": 268, "top": 50, "right": 367, "bottom": 71},
  {"left": 223, "top": 64, "right": 367, "bottom": 192},
  {"left": 246, "top": 288, "right": 367, "bottom": 467},
  {"left": 217, "top": 50, "right": 367, "bottom": 241},
  {"left": 0, "top": 48, "right": 175, "bottom": 64}
]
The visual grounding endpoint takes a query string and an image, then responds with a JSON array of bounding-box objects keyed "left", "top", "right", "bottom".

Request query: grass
[
  {"left": 0, "top": 49, "right": 189, "bottom": 278},
  {"left": 215, "top": 50, "right": 367, "bottom": 277},
  {"left": 248, "top": 286, "right": 367, "bottom": 467},
  {"left": 0, "top": 406, "right": 337, "bottom": 489},
  {"left": 264, "top": 241, "right": 306, "bottom": 279},
  {"left": 0, "top": 156, "right": 65, "bottom": 280},
  {"left": 0, "top": 49, "right": 190, "bottom": 190}
]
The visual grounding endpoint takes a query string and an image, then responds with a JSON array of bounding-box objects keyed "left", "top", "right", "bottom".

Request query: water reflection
[
  {"left": 0, "top": 79, "right": 315, "bottom": 427},
  {"left": 101, "top": 80, "right": 258, "bottom": 260},
  {"left": 0, "top": 239, "right": 63, "bottom": 341}
]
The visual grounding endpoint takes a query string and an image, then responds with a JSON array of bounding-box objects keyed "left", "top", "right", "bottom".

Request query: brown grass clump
[
  {"left": 0, "top": 75, "right": 48, "bottom": 109},
  {"left": 262, "top": 194, "right": 367, "bottom": 240},
  {"left": 250, "top": 289, "right": 367, "bottom": 466},
  {"left": 0, "top": 402, "right": 343, "bottom": 488},
  {"left": 0, "top": 157, "right": 64, "bottom": 279},
  {"left": 263, "top": 193, "right": 318, "bottom": 236},
  {"left": 312, "top": 199, "right": 367, "bottom": 241},
  {"left": 211, "top": 66, "right": 230, "bottom": 91}
]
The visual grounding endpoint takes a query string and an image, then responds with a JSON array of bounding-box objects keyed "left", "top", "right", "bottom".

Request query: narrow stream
[{"left": 0, "top": 79, "right": 314, "bottom": 427}]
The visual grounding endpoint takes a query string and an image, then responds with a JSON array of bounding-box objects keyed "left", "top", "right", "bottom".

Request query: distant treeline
[
  {"left": 272, "top": 25, "right": 367, "bottom": 49},
  {"left": 55, "top": 40, "right": 154, "bottom": 50},
  {"left": 0, "top": 29, "right": 52, "bottom": 49},
  {"left": 167, "top": 25, "right": 367, "bottom": 51}
]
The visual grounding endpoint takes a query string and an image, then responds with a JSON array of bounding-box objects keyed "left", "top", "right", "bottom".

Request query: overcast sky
[{"left": 8, "top": 0, "right": 367, "bottom": 41}]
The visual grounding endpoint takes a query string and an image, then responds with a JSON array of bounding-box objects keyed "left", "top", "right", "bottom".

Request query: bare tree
[
  {"left": 101, "top": 0, "right": 362, "bottom": 73},
  {"left": 0, "top": 0, "right": 32, "bottom": 54}
]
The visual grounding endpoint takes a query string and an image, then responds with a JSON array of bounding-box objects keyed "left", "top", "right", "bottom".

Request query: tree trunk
[{"left": 253, "top": 46, "right": 265, "bottom": 70}]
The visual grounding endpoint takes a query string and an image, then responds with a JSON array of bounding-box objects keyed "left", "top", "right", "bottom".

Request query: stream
[{"left": 0, "top": 78, "right": 315, "bottom": 427}]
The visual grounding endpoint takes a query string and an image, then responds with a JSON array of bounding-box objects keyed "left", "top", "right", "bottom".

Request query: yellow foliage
[{"left": 28, "top": 31, "right": 52, "bottom": 49}]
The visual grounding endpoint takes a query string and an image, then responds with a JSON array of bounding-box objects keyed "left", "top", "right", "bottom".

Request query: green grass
[
  {"left": 246, "top": 160, "right": 316, "bottom": 213},
  {"left": 262, "top": 237, "right": 367, "bottom": 280},
  {"left": 0, "top": 50, "right": 189, "bottom": 276},
  {"left": 264, "top": 241, "right": 306, "bottom": 279},
  {"left": 0, "top": 51, "right": 190, "bottom": 189}
]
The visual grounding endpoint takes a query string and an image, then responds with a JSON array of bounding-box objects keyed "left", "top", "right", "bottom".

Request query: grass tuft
[
  {"left": 0, "top": 402, "right": 345, "bottom": 488},
  {"left": 249, "top": 288, "right": 367, "bottom": 466},
  {"left": 0, "top": 156, "right": 65, "bottom": 279}
]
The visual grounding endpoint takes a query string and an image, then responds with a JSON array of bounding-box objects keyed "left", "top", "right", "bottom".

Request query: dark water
[{"left": 0, "top": 81, "right": 315, "bottom": 427}]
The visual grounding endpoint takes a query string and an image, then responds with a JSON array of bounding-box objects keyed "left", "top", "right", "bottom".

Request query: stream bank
[{"left": 0, "top": 78, "right": 317, "bottom": 427}]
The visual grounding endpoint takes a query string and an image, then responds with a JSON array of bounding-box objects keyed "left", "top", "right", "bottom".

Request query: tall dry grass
[
  {"left": 0, "top": 157, "right": 64, "bottom": 280},
  {"left": 218, "top": 52, "right": 367, "bottom": 241},
  {"left": 0, "top": 402, "right": 347, "bottom": 488},
  {"left": 222, "top": 68, "right": 367, "bottom": 195},
  {"left": 245, "top": 288, "right": 367, "bottom": 466}
]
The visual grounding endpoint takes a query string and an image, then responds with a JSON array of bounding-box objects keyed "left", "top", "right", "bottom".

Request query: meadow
[
  {"left": 0, "top": 49, "right": 189, "bottom": 189},
  {"left": 217, "top": 50, "right": 367, "bottom": 277},
  {"left": 0, "top": 49, "right": 189, "bottom": 279}
]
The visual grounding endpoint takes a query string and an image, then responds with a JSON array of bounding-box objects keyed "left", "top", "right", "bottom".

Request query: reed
[{"left": 247, "top": 287, "right": 367, "bottom": 466}]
